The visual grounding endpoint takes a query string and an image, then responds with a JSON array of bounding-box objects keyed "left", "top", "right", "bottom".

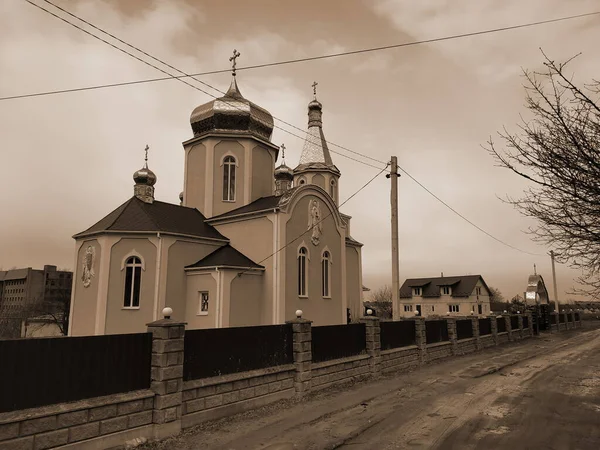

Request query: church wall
[
  {"left": 185, "top": 272, "right": 218, "bottom": 329},
  {"left": 284, "top": 195, "right": 343, "bottom": 326},
  {"left": 312, "top": 174, "right": 325, "bottom": 190},
  {"left": 251, "top": 145, "right": 275, "bottom": 201},
  {"left": 213, "top": 217, "right": 273, "bottom": 324},
  {"left": 212, "top": 140, "right": 245, "bottom": 217},
  {"left": 345, "top": 245, "right": 362, "bottom": 322},
  {"left": 166, "top": 240, "right": 223, "bottom": 322},
  {"left": 183, "top": 142, "right": 206, "bottom": 212},
  {"left": 70, "top": 239, "right": 101, "bottom": 336},
  {"left": 105, "top": 238, "right": 156, "bottom": 335},
  {"left": 230, "top": 273, "right": 263, "bottom": 327}
]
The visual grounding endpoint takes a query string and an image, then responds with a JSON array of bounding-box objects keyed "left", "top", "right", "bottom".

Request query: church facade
[{"left": 68, "top": 70, "right": 364, "bottom": 336}]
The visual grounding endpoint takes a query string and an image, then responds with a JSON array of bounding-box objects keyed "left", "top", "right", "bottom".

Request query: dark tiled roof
[
  {"left": 209, "top": 195, "right": 281, "bottom": 220},
  {"left": 186, "top": 244, "right": 264, "bottom": 269},
  {"left": 73, "top": 197, "right": 228, "bottom": 240},
  {"left": 345, "top": 236, "right": 363, "bottom": 246},
  {"left": 400, "top": 275, "right": 488, "bottom": 298}
]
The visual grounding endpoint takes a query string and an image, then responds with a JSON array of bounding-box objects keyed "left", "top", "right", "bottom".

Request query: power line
[
  {"left": 3, "top": 9, "right": 598, "bottom": 102},
  {"left": 20, "top": 0, "right": 544, "bottom": 256},
  {"left": 22, "top": 0, "right": 384, "bottom": 170},
  {"left": 237, "top": 164, "right": 390, "bottom": 277}
]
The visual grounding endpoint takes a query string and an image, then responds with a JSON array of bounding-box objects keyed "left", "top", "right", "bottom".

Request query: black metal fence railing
[
  {"left": 425, "top": 320, "right": 449, "bottom": 344},
  {"left": 510, "top": 316, "right": 519, "bottom": 330},
  {"left": 311, "top": 323, "right": 366, "bottom": 363},
  {"left": 184, "top": 324, "right": 293, "bottom": 381},
  {"left": 0, "top": 333, "right": 152, "bottom": 413},
  {"left": 380, "top": 320, "right": 416, "bottom": 350},
  {"left": 559, "top": 314, "right": 566, "bottom": 323},
  {"left": 522, "top": 316, "right": 529, "bottom": 329},
  {"left": 456, "top": 319, "right": 474, "bottom": 340},
  {"left": 478, "top": 318, "right": 492, "bottom": 336},
  {"left": 567, "top": 314, "right": 573, "bottom": 322},
  {"left": 575, "top": 312, "right": 581, "bottom": 321},
  {"left": 497, "top": 317, "right": 507, "bottom": 333},
  {"left": 551, "top": 314, "right": 558, "bottom": 324}
]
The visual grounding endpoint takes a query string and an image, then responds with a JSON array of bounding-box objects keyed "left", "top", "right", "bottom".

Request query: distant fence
[
  {"left": 0, "top": 333, "right": 151, "bottom": 413},
  {"left": 425, "top": 320, "right": 449, "bottom": 344},
  {"left": 380, "top": 320, "right": 416, "bottom": 350},
  {"left": 510, "top": 316, "right": 519, "bottom": 330},
  {"left": 551, "top": 314, "right": 558, "bottom": 324},
  {"left": 497, "top": 317, "right": 507, "bottom": 333},
  {"left": 567, "top": 314, "right": 573, "bottom": 322},
  {"left": 575, "top": 312, "right": 580, "bottom": 321},
  {"left": 479, "top": 318, "right": 492, "bottom": 336},
  {"left": 559, "top": 314, "right": 566, "bottom": 323},
  {"left": 522, "top": 316, "right": 529, "bottom": 329},
  {"left": 184, "top": 324, "right": 293, "bottom": 380},
  {"left": 312, "top": 323, "right": 366, "bottom": 363},
  {"left": 456, "top": 319, "right": 473, "bottom": 340}
]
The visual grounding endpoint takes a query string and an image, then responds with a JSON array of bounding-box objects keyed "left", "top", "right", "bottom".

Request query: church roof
[
  {"left": 186, "top": 244, "right": 264, "bottom": 270},
  {"left": 73, "top": 197, "right": 228, "bottom": 240},
  {"left": 400, "top": 275, "right": 489, "bottom": 299},
  {"left": 209, "top": 195, "right": 281, "bottom": 220}
]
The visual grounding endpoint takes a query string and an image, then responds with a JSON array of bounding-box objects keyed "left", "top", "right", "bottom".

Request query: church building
[{"left": 68, "top": 57, "right": 364, "bottom": 336}]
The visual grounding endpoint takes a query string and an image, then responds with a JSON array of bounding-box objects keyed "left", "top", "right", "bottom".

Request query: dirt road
[{"left": 143, "top": 325, "right": 600, "bottom": 450}]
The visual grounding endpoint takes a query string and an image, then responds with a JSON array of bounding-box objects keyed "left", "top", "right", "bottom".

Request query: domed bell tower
[{"left": 133, "top": 145, "right": 156, "bottom": 204}]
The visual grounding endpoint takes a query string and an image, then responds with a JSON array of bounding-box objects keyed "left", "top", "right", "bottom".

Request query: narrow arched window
[
  {"left": 322, "top": 251, "right": 331, "bottom": 297},
  {"left": 124, "top": 256, "right": 142, "bottom": 308},
  {"left": 298, "top": 247, "right": 307, "bottom": 297},
  {"left": 329, "top": 180, "right": 336, "bottom": 201},
  {"left": 223, "top": 156, "right": 236, "bottom": 201}
]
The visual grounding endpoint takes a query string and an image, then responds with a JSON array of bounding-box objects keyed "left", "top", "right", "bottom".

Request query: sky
[{"left": 1, "top": 0, "right": 599, "bottom": 302}]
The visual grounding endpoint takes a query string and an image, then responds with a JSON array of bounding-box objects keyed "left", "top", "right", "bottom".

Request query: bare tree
[
  {"left": 370, "top": 285, "right": 392, "bottom": 303},
  {"left": 365, "top": 285, "right": 393, "bottom": 319},
  {"left": 487, "top": 52, "right": 600, "bottom": 299}
]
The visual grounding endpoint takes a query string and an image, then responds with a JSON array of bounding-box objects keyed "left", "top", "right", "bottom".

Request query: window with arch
[
  {"left": 123, "top": 256, "right": 142, "bottom": 308},
  {"left": 298, "top": 247, "right": 308, "bottom": 297},
  {"left": 223, "top": 156, "right": 236, "bottom": 201},
  {"left": 322, "top": 251, "right": 331, "bottom": 297},
  {"left": 329, "top": 180, "right": 336, "bottom": 201}
]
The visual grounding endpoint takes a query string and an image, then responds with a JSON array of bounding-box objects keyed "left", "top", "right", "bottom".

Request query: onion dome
[
  {"left": 189, "top": 77, "right": 274, "bottom": 141},
  {"left": 133, "top": 166, "right": 157, "bottom": 186},
  {"left": 275, "top": 163, "right": 293, "bottom": 180}
]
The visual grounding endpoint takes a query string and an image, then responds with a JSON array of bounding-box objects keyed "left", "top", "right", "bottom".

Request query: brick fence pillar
[
  {"left": 569, "top": 311, "right": 576, "bottom": 329},
  {"left": 526, "top": 312, "right": 534, "bottom": 337},
  {"left": 360, "top": 316, "right": 381, "bottom": 378},
  {"left": 447, "top": 318, "right": 458, "bottom": 355},
  {"left": 471, "top": 316, "right": 481, "bottom": 350},
  {"left": 287, "top": 314, "right": 312, "bottom": 398},
  {"left": 503, "top": 314, "right": 513, "bottom": 341},
  {"left": 550, "top": 312, "right": 559, "bottom": 332},
  {"left": 517, "top": 314, "right": 524, "bottom": 339},
  {"left": 415, "top": 317, "right": 427, "bottom": 363},
  {"left": 562, "top": 312, "right": 569, "bottom": 330},
  {"left": 146, "top": 312, "right": 185, "bottom": 439},
  {"left": 490, "top": 315, "right": 499, "bottom": 346}
]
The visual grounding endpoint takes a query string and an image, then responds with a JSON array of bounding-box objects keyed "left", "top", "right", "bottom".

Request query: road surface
[{"left": 143, "top": 324, "right": 600, "bottom": 450}]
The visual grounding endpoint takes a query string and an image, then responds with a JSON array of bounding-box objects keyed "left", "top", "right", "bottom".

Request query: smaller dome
[
  {"left": 275, "top": 163, "right": 293, "bottom": 180},
  {"left": 133, "top": 166, "right": 157, "bottom": 186}
]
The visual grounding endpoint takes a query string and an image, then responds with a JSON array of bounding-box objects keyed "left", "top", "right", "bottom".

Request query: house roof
[
  {"left": 185, "top": 244, "right": 264, "bottom": 270},
  {"left": 73, "top": 197, "right": 228, "bottom": 240},
  {"left": 400, "top": 275, "right": 488, "bottom": 298},
  {"left": 209, "top": 195, "right": 281, "bottom": 220}
]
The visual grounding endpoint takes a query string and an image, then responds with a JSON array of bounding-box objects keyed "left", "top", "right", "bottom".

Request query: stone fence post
[
  {"left": 526, "top": 312, "right": 534, "bottom": 337},
  {"left": 447, "top": 318, "right": 458, "bottom": 356},
  {"left": 287, "top": 311, "right": 312, "bottom": 398},
  {"left": 550, "top": 312, "right": 559, "bottom": 332},
  {"left": 146, "top": 309, "right": 185, "bottom": 439},
  {"left": 414, "top": 318, "right": 427, "bottom": 363},
  {"left": 360, "top": 315, "right": 381, "bottom": 378},
  {"left": 471, "top": 316, "right": 481, "bottom": 350},
  {"left": 490, "top": 315, "right": 499, "bottom": 345},
  {"left": 517, "top": 314, "right": 524, "bottom": 339},
  {"left": 503, "top": 314, "right": 513, "bottom": 341}
]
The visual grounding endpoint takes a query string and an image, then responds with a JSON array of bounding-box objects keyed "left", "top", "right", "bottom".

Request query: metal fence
[
  {"left": 184, "top": 324, "right": 294, "bottom": 381},
  {"left": 478, "top": 318, "right": 492, "bottom": 336},
  {"left": 0, "top": 333, "right": 152, "bottom": 413},
  {"left": 425, "top": 320, "right": 449, "bottom": 344},
  {"left": 567, "top": 313, "right": 573, "bottom": 322},
  {"left": 380, "top": 320, "right": 416, "bottom": 350},
  {"left": 522, "top": 316, "right": 529, "bottom": 329},
  {"left": 510, "top": 316, "right": 519, "bottom": 330},
  {"left": 559, "top": 314, "right": 566, "bottom": 323},
  {"left": 575, "top": 312, "right": 581, "bottom": 321},
  {"left": 456, "top": 319, "right": 474, "bottom": 340},
  {"left": 551, "top": 314, "right": 558, "bottom": 324},
  {"left": 311, "top": 323, "right": 366, "bottom": 363},
  {"left": 497, "top": 317, "right": 507, "bottom": 333}
]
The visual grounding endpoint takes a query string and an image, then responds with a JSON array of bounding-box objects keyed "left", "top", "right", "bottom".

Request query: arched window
[
  {"left": 329, "top": 180, "right": 336, "bottom": 201},
  {"left": 322, "top": 251, "right": 331, "bottom": 297},
  {"left": 298, "top": 247, "right": 308, "bottom": 297},
  {"left": 123, "top": 256, "right": 142, "bottom": 308},
  {"left": 223, "top": 156, "right": 236, "bottom": 201}
]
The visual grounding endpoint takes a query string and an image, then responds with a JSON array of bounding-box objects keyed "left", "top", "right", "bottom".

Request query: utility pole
[
  {"left": 387, "top": 156, "right": 401, "bottom": 320},
  {"left": 550, "top": 250, "right": 559, "bottom": 312}
]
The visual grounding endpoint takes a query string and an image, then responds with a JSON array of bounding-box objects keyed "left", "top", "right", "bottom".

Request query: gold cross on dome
[
  {"left": 230, "top": 49, "right": 241, "bottom": 76},
  {"left": 144, "top": 145, "right": 149, "bottom": 167},
  {"left": 312, "top": 81, "right": 318, "bottom": 99}
]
